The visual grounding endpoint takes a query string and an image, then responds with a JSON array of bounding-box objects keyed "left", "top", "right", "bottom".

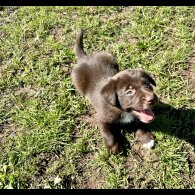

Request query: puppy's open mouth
[{"left": 132, "top": 109, "right": 155, "bottom": 123}]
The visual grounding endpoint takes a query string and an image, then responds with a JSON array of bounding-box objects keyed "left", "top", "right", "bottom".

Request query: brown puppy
[{"left": 71, "top": 29, "right": 158, "bottom": 154}]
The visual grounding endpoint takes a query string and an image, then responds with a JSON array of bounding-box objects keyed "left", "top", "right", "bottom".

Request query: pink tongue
[{"left": 139, "top": 109, "right": 154, "bottom": 121}]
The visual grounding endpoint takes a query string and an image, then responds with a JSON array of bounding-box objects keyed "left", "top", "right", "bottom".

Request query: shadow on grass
[{"left": 152, "top": 101, "right": 195, "bottom": 147}]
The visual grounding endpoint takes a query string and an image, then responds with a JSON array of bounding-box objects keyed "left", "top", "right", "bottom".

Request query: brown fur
[{"left": 71, "top": 29, "right": 158, "bottom": 154}]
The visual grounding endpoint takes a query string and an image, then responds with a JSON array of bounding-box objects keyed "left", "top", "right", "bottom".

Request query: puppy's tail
[{"left": 74, "top": 28, "right": 87, "bottom": 59}]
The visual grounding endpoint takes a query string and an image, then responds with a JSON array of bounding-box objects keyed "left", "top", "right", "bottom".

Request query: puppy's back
[{"left": 71, "top": 29, "right": 119, "bottom": 96}]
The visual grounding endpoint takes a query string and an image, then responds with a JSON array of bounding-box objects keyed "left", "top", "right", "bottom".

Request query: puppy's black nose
[{"left": 142, "top": 96, "right": 155, "bottom": 105}]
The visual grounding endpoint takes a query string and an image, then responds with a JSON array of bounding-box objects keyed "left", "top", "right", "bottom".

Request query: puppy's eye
[
  {"left": 126, "top": 90, "right": 135, "bottom": 96},
  {"left": 145, "top": 82, "right": 151, "bottom": 87}
]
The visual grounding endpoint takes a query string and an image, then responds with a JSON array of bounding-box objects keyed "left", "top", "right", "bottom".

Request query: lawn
[{"left": 0, "top": 6, "right": 194, "bottom": 189}]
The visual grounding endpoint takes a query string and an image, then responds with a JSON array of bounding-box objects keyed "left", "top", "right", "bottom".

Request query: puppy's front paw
[
  {"left": 142, "top": 139, "right": 155, "bottom": 149},
  {"left": 135, "top": 129, "right": 155, "bottom": 149},
  {"left": 109, "top": 143, "right": 123, "bottom": 154}
]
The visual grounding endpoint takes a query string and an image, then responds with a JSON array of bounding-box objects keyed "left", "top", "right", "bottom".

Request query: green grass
[{"left": 0, "top": 6, "right": 194, "bottom": 189}]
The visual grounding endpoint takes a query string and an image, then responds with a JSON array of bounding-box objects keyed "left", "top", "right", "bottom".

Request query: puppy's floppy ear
[
  {"left": 143, "top": 72, "right": 156, "bottom": 87},
  {"left": 100, "top": 79, "right": 117, "bottom": 106},
  {"left": 128, "top": 69, "right": 156, "bottom": 87}
]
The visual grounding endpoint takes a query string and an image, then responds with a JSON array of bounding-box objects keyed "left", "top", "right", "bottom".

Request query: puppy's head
[{"left": 100, "top": 69, "right": 158, "bottom": 123}]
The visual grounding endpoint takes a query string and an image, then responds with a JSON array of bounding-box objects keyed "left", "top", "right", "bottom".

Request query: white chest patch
[{"left": 118, "top": 112, "right": 135, "bottom": 124}]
